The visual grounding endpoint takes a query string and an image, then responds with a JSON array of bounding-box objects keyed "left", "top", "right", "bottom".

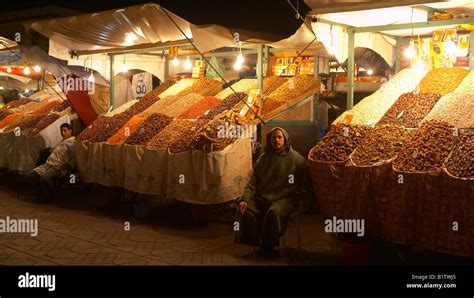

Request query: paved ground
[{"left": 0, "top": 175, "right": 343, "bottom": 265}]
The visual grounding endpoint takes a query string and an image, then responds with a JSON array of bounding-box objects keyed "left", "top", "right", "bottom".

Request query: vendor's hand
[{"left": 238, "top": 201, "right": 247, "bottom": 214}]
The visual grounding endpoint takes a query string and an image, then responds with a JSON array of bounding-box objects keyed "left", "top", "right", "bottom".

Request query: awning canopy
[{"left": 27, "top": 2, "right": 270, "bottom": 57}]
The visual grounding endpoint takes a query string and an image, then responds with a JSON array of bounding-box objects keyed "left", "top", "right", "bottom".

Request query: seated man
[
  {"left": 24, "top": 123, "right": 76, "bottom": 203},
  {"left": 234, "top": 127, "right": 309, "bottom": 253}
]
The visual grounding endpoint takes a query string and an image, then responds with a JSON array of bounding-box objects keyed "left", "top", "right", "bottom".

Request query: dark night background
[{"left": 0, "top": 0, "right": 310, "bottom": 40}]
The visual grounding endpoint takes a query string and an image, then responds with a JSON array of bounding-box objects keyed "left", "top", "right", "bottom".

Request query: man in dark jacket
[{"left": 234, "top": 127, "right": 308, "bottom": 252}]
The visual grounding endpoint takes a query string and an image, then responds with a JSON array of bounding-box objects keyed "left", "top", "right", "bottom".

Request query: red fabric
[{"left": 66, "top": 90, "right": 98, "bottom": 126}]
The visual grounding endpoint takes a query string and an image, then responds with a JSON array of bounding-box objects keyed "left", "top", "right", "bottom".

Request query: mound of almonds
[
  {"left": 445, "top": 131, "right": 473, "bottom": 178},
  {"left": 393, "top": 120, "right": 456, "bottom": 172},
  {"left": 351, "top": 125, "right": 410, "bottom": 166},
  {"left": 126, "top": 113, "right": 173, "bottom": 145},
  {"left": 309, "top": 124, "right": 370, "bottom": 162},
  {"left": 418, "top": 67, "right": 469, "bottom": 95},
  {"left": 377, "top": 92, "right": 441, "bottom": 128}
]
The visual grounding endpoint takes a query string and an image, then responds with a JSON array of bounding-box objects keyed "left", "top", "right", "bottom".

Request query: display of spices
[
  {"left": 4, "top": 98, "right": 33, "bottom": 110},
  {"left": 147, "top": 120, "right": 196, "bottom": 149},
  {"left": 25, "top": 113, "right": 62, "bottom": 137},
  {"left": 262, "top": 76, "right": 288, "bottom": 95},
  {"left": 126, "top": 93, "right": 161, "bottom": 116},
  {"left": 351, "top": 125, "right": 410, "bottom": 166},
  {"left": 51, "top": 100, "right": 71, "bottom": 113},
  {"left": 393, "top": 120, "right": 456, "bottom": 172},
  {"left": 215, "top": 79, "right": 257, "bottom": 99},
  {"left": 334, "top": 68, "right": 428, "bottom": 125},
  {"left": 199, "top": 92, "right": 247, "bottom": 120},
  {"left": 168, "top": 119, "right": 210, "bottom": 153},
  {"left": 159, "top": 93, "right": 204, "bottom": 118},
  {"left": 445, "top": 131, "right": 473, "bottom": 178},
  {"left": 377, "top": 92, "right": 441, "bottom": 128},
  {"left": 0, "top": 113, "right": 22, "bottom": 129},
  {"left": 422, "top": 92, "right": 474, "bottom": 128},
  {"left": 177, "top": 96, "right": 221, "bottom": 119},
  {"left": 107, "top": 115, "right": 148, "bottom": 145},
  {"left": 76, "top": 113, "right": 131, "bottom": 142},
  {"left": 418, "top": 67, "right": 469, "bottom": 95},
  {"left": 177, "top": 77, "right": 221, "bottom": 96},
  {"left": 158, "top": 79, "right": 195, "bottom": 98},
  {"left": 309, "top": 124, "right": 369, "bottom": 162},
  {"left": 126, "top": 113, "right": 173, "bottom": 145}
]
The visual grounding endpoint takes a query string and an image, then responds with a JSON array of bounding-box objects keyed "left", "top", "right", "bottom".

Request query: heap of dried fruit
[
  {"left": 422, "top": 92, "right": 474, "bottom": 128},
  {"left": 267, "top": 75, "right": 320, "bottom": 103},
  {"left": 107, "top": 115, "right": 148, "bottom": 144},
  {"left": 393, "top": 120, "right": 456, "bottom": 172},
  {"left": 107, "top": 100, "right": 138, "bottom": 116},
  {"left": 0, "top": 110, "right": 12, "bottom": 122},
  {"left": 445, "top": 132, "right": 473, "bottom": 178},
  {"left": 418, "top": 67, "right": 469, "bottom": 95},
  {"left": 126, "top": 94, "right": 160, "bottom": 116},
  {"left": 51, "top": 100, "right": 71, "bottom": 113},
  {"left": 147, "top": 120, "right": 196, "bottom": 149},
  {"left": 76, "top": 113, "right": 131, "bottom": 143},
  {"left": 192, "top": 115, "right": 238, "bottom": 152},
  {"left": 126, "top": 113, "right": 173, "bottom": 145},
  {"left": 32, "top": 100, "right": 62, "bottom": 114},
  {"left": 142, "top": 80, "right": 176, "bottom": 100},
  {"left": 168, "top": 119, "right": 210, "bottom": 153},
  {"left": 0, "top": 113, "right": 22, "bottom": 129},
  {"left": 309, "top": 124, "right": 369, "bottom": 162},
  {"left": 377, "top": 92, "right": 441, "bottom": 128},
  {"left": 3, "top": 98, "right": 33, "bottom": 109},
  {"left": 199, "top": 92, "right": 247, "bottom": 120},
  {"left": 177, "top": 77, "right": 221, "bottom": 96},
  {"left": 5, "top": 113, "right": 46, "bottom": 132},
  {"left": 140, "top": 95, "right": 179, "bottom": 116},
  {"left": 455, "top": 70, "right": 474, "bottom": 93},
  {"left": 351, "top": 125, "right": 410, "bottom": 166},
  {"left": 177, "top": 96, "right": 221, "bottom": 119},
  {"left": 215, "top": 79, "right": 257, "bottom": 99},
  {"left": 158, "top": 79, "right": 195, "bottom": 98},
  {"left": 25, "top": 113, "right": 62, "bottom": 136}
]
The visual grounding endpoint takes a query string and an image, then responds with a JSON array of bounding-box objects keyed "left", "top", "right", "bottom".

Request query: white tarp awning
[{"left": 26, "top": 3, "right": 262, "bottom": 57}]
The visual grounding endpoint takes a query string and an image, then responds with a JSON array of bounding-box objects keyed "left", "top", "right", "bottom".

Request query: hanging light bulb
[
  {"left": 24, "top": 66, "right": 31, "bottom": 75},
  {"left": 233, "top": 62, "right": 242, "bottom": 71},
  {"left": 172, "top": 57, "right": 179, "bottom": 66},
  {"left": 34, "top": 65, "right": 41, "bottom": 73},
  {"left": 405, "top": 41, "right": 416, "bottom": 59},
  {"left": 6, "top": 66, "right": 12, "bottom": 73},
  {"left": 88, "top": 70, "right": 95, "bottom": 82},
  {"left": 25, "top": 89, "right": 29, "bottom": 93},
  {"left": 184, "top": 56, "right": 192, "bottom": 70},
  {"left": 367, "top": 69, "right": 373, "bottom": 76},
  {"left": 236, "top": 53, "right": 244, "bottom": 64},
  {"left": 121, "top": 63, "right": 128, "bottom": 73}
]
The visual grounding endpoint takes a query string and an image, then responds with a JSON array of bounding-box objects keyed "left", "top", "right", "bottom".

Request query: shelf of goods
[
  {"left": 0, "top": 92, "right": 72, "bottom": 172},
  {"left": 308, "top": 67, "right": 473, "bottom": 258},
  {"left": 75, "top": 78, "right": 254, "bottom": 204}
]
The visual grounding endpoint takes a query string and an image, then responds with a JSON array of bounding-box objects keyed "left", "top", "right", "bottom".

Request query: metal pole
[
  {"left": 109, "top": 54, "right": 114, "bottom": 109},
  {"left": 347, "top": 31, "right": 355, "bottom": 110},
  {"left": 469, "top": 32, "right": 474, "bottom": 70},
  {"left": 313, "top": 53, "right": 320, "bottom": 141},
  {"left": 395, "top": 37, "right": 401, "bottom": 73},
  {"left": 164, "top": 55, "right": 169, "bottom": 82},
  {"left": 257, "top": 44, "right": 264, "bottom": 90}
]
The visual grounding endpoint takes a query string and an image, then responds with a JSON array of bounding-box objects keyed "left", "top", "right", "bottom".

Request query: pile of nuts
[
  {"left": 351, "top": 125, "right": 410, "bottom": 166},
  {"left": 445, "top": 131, "right": 473, "bottom": 178},
  {"left": 262, "top": 76, "right": 288, "bottom": 95},
  {"left": 393, "top": 120, "right": 456, "bottom": 172},
  {"left": 145, "top": 80, "right": 176, "bottom": 100},
  {"left": 418, "top": 67, "right": 469, "bottom": 95},
  {"left": 141, "top": 95, "right": 179, "bottom": 116},
  {"left": 76, "top": 113, "right": 131, "bottom": 143},
  {"left": 5, "top": 113, "right": 46, "bottom": 132},
  {"left": 215, "top": 79, "right": 257, "bottom": 99},
  {"left": 32, "top": 100, "right": 62, "bottom": 114},
  {"left": 0, "top": 113, "right": 22, "bottom": 129},
  {"left": 158, "top": 79, "right": 195, "bottom": 98},
  {"left": 168, "top": 119, "right": 210, "bottom": 153},
  {"left": 455, "top": 70, "right": 474, "bottom": 93},
  {"left": 51, "top": 100, "right": 70, "bottom": 113},
  {"left": 25, "top": 113, "right": 61, "bottom": 137},
  {"left": 199, "top": 92, "right": 247, "bottom": 120},
  {"left": 4, "top": 98, "right": 33, "bottom": 109},
  {"left": 334, "top": 68, "right": 428, "bottom": 125},
  {"left": 309, "top": 124, "right": 369, "bottom": 162},
  {"left": 159, "top": 93, "right": 203, "bottom": 118},
  {"left": 377, "top": 92, "right": 441, "bottom": 128},
  {"left": 177, "top": 78, "right": 220, "bottom": 96},
  {"left": 267, "top": 75, "right": 320, "bottom": 103},
  {"left": 126, "top": 94, "right": 160, "bottom": 116},
  {"left": 147, "top": 120, "right": 196, "bottom": 149},
  {"left": 423, "top": 92, "right": 474, "bottom": 128},
  {"left": 126, "top": 113, "right": 173, "bottom": 145},
  {"left": 0, "top": 110, "right": 12, "bottom": 122},
  {"left": 107, "top": 115, "right": 148, "bottom": 145}
]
